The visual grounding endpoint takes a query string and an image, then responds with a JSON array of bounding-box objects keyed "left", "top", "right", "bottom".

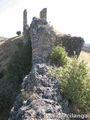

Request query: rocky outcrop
[{"left": 8, "top": 63, "right": 70, "bottom": 120}]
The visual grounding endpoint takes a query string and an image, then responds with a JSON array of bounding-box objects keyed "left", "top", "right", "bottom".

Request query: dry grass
[
  {"left": 79, "top": 51, "right": 90, "bottom": 78},
  {"left": 79, "top": 51, "right": 90, "bottom": 68}
]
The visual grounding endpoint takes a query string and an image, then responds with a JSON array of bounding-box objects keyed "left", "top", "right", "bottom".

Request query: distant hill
[
  {"left": 82, "top": 43, "right": 90, "bottom": 52},
  {"left": 0, "top": 36, "right": 7, "bottom": 40},
  {"left": 85, "top": 43, "right": 90, "bottom": 47}
]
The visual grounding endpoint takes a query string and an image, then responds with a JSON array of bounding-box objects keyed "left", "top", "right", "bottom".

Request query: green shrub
[
  {"left": 50, "top": 45, "right": 68, "bottom": 66},
  {"left": 57, "top": 56, "right": 90, "bottom": 113}
]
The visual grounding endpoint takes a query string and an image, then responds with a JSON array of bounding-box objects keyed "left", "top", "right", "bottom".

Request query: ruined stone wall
[
  {"left": 8, "top": 63, "right": 70, "bottom": 120},
  {"left": 23, "top": 9, "right": 29, "bottom": 33},
  {"left": 23, "top": 8, "right": 84, "bottom": 61},
  {"left": 56, "top": 34, "right": 84, "bottom": 57},
  {"left": 29, "top": 19, "right": 84, "bottom": 61},
  {"left": 29, "top": 17, "right": 56, "bottom": 62}
]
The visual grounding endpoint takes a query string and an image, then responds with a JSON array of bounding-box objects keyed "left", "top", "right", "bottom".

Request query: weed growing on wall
[{"left": 49, "top": 45, "right": 68, "bottom": 66}]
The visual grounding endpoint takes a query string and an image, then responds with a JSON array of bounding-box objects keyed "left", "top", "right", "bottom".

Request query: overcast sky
[{"left": 0, "top": 0, "right": 90, "bottom": 43}]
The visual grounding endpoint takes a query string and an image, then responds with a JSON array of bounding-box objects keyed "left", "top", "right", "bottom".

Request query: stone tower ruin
[
  {"left": 40, "top": 8, "right": 47, "bottom": 21},
  {"left": 23, "top": 9, "right": 27, "bottom": 33},
  {"left": 23, "top": 8, "right": 84, "bottom": 62}
]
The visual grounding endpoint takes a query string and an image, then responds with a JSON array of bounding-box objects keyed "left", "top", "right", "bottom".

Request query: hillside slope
[
  {"left": 0, "top": 35, "right": 25, "bottom": 120},
  {"left": 0, "top": 35, "right": 24, "bottom": 74}
]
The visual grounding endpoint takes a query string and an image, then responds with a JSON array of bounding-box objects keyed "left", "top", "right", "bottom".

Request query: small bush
[
  {"left": 16, "top": 31, "right": 21, "bottom": 36},
  {"left": 50, "top": 45, "right": 68, "bottom": 66},
  {"left": 57, "top": 56, "right": 90, "bottom": 113}
]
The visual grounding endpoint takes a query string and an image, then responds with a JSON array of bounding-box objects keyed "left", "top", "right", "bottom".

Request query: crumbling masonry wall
[
  {"left": 29, "top": 17, "right": 56, "bottom": 61},
  {"left": 23, "top": 8, "right": 84, "bottom": 61},
  {"left": 56, "top": 34, "right": 84, "bottom": 57},
  {"left": 23, "top": 9, "right": 27, "bottom": 33}
]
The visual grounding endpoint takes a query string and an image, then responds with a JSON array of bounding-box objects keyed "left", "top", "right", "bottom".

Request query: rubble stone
[{"left": 8, "top": 63, "right": 70, "bottom": 120}]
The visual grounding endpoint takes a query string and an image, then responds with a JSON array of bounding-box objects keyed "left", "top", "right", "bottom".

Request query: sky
[{"left": 0, "top": 0, "right": 90, "bottom": 43}]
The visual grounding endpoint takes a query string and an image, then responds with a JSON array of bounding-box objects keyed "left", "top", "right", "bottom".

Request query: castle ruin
[{"left": 23, "top": 8, "right": 84, "bottom": 62}]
